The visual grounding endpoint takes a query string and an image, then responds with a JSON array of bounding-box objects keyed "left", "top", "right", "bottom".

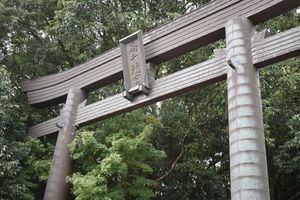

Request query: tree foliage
[
  {"left": 0, "top": 65, "right": 52, "bottom": 199},
  {"left": 67, "top": 111, "right": 165, "bottom": 200},
  {"left": 0, "top": 0, "right": 299, "bottom": 199}
]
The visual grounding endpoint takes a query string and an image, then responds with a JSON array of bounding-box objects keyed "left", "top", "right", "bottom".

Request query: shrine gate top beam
[
  {"left": 21, "top": 0, "right": 300, "bottom": 108},
  {"left": 28, "top": 26, "right": 300, "bottom": 137}
]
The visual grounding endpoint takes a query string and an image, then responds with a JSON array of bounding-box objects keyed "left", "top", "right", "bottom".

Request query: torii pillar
[
  {"left": 225, "top": 17, "right": 270, "bottom": 199},
  {"left": 44, "top": 87, "right": 86, "bottom": 200}
]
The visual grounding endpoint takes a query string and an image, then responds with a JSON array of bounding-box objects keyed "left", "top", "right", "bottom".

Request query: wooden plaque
[{"left": 120, "top": 31, "right": 149, "bottom": 100}]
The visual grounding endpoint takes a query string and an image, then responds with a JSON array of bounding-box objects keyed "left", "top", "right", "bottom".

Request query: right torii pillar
[{"left": 225, "top": 17, "right": 270, "bottom": 200}]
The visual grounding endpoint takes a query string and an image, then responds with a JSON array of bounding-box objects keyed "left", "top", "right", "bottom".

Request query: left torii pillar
[{"left": 44, "top": 87, "right": 86, "bottom": 200}]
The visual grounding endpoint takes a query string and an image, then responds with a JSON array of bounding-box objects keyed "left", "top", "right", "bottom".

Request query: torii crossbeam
[{"left": 21, "top": 0, "right": 300, "bottom": 199}]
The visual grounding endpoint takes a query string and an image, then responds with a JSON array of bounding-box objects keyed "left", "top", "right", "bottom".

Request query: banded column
[
  {"left": 225, "top": 18, "right": 270, "bottom": 200},
  {"left": 44, "top": 88, "right": 86, "bottom": 200}
]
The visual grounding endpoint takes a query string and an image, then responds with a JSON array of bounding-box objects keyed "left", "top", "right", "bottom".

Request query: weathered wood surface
[
  {"left": 43, "top": 88, "right": 86, "bottom": 200},
  {"left": 28, "top": 26, "right": 300, "bottom": 137},
  {"left": 22, "top": 0, "right": 300, "bottom": 107}
]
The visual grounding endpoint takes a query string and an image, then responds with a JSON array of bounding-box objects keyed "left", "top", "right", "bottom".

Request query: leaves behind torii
[{"left": 68, "top": 110, "right": 166, "bottom": 200}]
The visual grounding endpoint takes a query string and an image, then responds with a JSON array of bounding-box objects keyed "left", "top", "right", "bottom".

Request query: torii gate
[{"left": 21, "top": 0, "right": 300, "bottom": 199}]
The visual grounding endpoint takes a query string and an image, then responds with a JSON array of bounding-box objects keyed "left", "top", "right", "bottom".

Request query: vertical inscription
[{"left": 126, "top": 40, "right": 142, "bottom": 85}]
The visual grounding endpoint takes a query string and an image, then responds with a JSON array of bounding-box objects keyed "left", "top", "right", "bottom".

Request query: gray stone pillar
[
  {"left": 225, "top": 17, "right": 270, "bottom": 200},
  {"left": 44, "top": 88, "right": 86, "bottom": 200}
]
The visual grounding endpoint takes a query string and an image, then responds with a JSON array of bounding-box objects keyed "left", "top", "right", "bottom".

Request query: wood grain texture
[
  {"left": 28, "top": 26, "right": 300, "bottom": 137},
  {"left": 20, "top": 0, "right": 236, "bottom": 92},
  {"left": 22, "top": 0, "right": 300, "bottom": 107}
]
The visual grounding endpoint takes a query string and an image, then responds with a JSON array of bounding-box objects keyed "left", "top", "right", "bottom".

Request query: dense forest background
[{"left": 0, "top": 0, "right": 299, "bottom": 199}]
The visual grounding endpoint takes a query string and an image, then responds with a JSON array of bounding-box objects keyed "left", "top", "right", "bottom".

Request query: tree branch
[
  {"left": 156, "top": 125, "right": 191, "bottom": 181},
  {"left": 57, "top": 39, "right": 74, "bottom": 68},
  {"left": 156, "top": 92, "right": 219, "bottom": 181}
]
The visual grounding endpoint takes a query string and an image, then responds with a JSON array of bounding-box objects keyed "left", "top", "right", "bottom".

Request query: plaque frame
[{"left": 120, "top": 30, "right": 150, "bottom": 100}]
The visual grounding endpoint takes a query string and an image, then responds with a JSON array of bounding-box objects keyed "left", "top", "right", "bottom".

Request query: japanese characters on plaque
[
  {"left": 126, "top": 40, "right": 141, "bottom": 86},
  {"left": 120, "top": 31, "right": 150, "bottom": 101}
]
